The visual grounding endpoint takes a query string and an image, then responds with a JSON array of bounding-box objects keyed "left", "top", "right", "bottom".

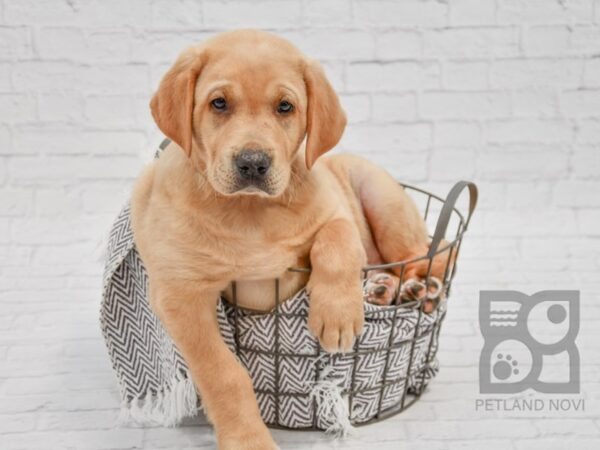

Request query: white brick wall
[{"left": 1, "top": 0, "right": 599, "bottom": 449}]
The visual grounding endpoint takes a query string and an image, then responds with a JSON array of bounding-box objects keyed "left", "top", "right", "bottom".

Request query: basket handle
[
  {"left": 159, "top": 138, "right": 171, "bottom": 150},
  {"left": 427, "top": 181, "right": 478, "bottom": 259}
]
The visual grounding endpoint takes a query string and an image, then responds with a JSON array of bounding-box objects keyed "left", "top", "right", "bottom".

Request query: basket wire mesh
[{"left": 224, "top": 181, "right": 477, "bottom": 429}]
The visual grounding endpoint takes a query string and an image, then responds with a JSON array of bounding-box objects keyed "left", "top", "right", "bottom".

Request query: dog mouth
[
  {"left": 209, "top": 163, "right": 279, "bottom": 197},
  {"left": 232, "top": 179, "right": 275, "bottom": 196},
  {"left": 236, "top": 185, "right": 271, "bottom": 195}
]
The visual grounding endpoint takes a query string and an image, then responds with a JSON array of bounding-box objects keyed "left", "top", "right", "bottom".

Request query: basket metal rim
[{"left": 287, "top": 182, "right": 467, "bottom": 274}]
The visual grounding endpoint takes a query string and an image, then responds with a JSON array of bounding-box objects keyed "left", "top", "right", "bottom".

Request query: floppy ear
[
  {"left": 303, "top": 60, "right": 347, "bottom": 169},
  {"left": 150, "top": 47, "right": 204, "bottom": 157}
]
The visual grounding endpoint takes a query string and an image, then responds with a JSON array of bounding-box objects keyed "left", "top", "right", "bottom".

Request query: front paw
[
  {"left": 307, "top": 281, "right": 364, "bottom": 353},
  {"left": 219, "top": 427, "right": 278, "bottom": 450}
]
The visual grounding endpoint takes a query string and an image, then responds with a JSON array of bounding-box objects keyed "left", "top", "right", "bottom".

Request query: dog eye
[
  {"left": 211, "top": 97, "right": 227, "bottom": 111},
  {"left": 277, "top": 100, "right": 294, "bottom": 114}
]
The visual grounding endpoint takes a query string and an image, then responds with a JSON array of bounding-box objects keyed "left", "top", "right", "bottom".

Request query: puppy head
[{"left": 150, "top": 30, "right": 346, "bottom": 197}]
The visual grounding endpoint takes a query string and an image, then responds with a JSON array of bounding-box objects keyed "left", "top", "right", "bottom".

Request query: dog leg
[
  {"left": 150, "top": 283, "right": 277, "bottom": 450},
  {"left": 353, "top": 161, "right": 453, "bottom": 282},
  {"left": 307, "top": 218, "right": 365, "bottom": 353}
]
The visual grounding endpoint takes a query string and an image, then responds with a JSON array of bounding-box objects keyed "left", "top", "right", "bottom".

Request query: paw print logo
[
  {"left": 493, "top": 353, "right": 519, "bottom": 380},
  {"left": 479, "top": 290, "right": 580, "bottom": 394},
  {"left": 485, "top": 339, "right": 530, "bottom": 385}
]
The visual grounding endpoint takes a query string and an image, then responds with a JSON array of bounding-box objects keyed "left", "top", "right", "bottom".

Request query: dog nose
[{"left": 235, "top": 150, "right": 271, "bottom": 180}]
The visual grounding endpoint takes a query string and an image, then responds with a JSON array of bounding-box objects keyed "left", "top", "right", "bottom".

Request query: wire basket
[{"left": 221, "top": 181, "right": 478, "bottom": 430}]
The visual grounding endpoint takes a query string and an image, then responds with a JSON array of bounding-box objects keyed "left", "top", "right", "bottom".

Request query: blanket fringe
[
  {"left": 118, "top": 371, "right": 198, "bottom": 427},
  {"left": 309, "top": 364, "right": 354, "bottom": 437}
]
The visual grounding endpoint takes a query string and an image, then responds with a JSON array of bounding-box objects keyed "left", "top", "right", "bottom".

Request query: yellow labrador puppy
[{"left": 131, "top": 30, "right": 447, "bottom": 449}]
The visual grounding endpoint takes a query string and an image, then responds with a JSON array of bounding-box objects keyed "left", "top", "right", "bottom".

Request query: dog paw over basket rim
[{"left": 100, "top": 140, "right": 478, "bottom": 433}]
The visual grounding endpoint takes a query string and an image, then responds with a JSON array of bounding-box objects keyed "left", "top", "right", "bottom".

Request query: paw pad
[
  {"left": 364, "top": 272, "right": 398, "bottom": 306},
  {"left": 493, "top": 353, "right": 519, "bottom": 380}
]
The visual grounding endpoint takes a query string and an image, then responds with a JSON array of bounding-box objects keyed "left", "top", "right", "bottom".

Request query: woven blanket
[{"left": 100, "top": 144, "right": 444, "bottom": 431}]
